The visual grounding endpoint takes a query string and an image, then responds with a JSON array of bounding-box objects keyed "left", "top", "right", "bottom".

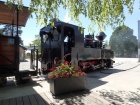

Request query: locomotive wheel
[
  {"left": 15, "top": 76, "right": 22, "bottom": 85},
  {"left": 106, "top": 59, "right": 112, "bottom": 68},
  {"left": 0, "top": 77, "right": 7, "bottom": 86}
]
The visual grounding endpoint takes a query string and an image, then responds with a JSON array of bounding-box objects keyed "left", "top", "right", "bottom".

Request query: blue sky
[{"left": 1, "top": 0, "right": 140, "bottom": 46}]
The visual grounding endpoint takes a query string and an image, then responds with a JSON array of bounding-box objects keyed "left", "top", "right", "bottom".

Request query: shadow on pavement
[
  {"left": 85, "top": 68, "right": 123, "bottom": 90},
  {"left": 84, "top": 64, "right": 140, "bottom": 91},
  {"left": 97, "top": 89, "right": 140, "bottom": 105},
  {"left": 0, "top": 77, "right": 45, "bottom": 100},
  {"left": 53, "top": 90, "right": 91, "bottom": 105},
  {"left": 20, "top": 59, "right": 29, "bottom": 62}
]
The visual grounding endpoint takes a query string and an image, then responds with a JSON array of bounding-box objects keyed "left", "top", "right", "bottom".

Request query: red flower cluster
[
  {"left": 50, "top": 68, "right": 55, "bottom": 72},
  {"left": 64, "top": 61, "right": 69, "bottom": 65},
  {"left": 41, "top": 67, "right": 55, "bottom": 72},
  {"left": 48, "top": 61, "right": 86, "bottom": 79}
]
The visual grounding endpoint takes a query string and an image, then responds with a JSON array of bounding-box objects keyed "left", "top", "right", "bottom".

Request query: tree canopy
[
  {"left": 31, "top": 34, "right": 41, "bottom": 53},
  {"left": 6, "top": 0, "right": 135, "bottom": 30},
  {"left": 0, "top": 25, "right": 24, "bottom": 45},
  {"left": 109, "top": 25, "right": 138, "bottom": 57},
  {"left": 0, "top": 25, "right": 22, "bottom": 36}
]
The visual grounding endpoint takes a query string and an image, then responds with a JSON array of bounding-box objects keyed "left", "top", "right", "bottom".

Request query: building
[{"left": 19, "top": 45, "right": 27, "bottom": 61}]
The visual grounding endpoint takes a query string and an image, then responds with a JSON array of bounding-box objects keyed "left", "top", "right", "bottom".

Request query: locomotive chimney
[
  {"left": 96, "top": 31, "right": 106, "bottom": 41},
  {"left": 96, "top": 31, "right": 106, "bottom": 49}
]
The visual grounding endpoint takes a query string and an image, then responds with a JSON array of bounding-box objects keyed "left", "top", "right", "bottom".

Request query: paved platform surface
[
  {"left": 0, "top": 76, "right": 111, "bottom": 105},
  {"left": 1, "top": 58, "right": 140, "bottom": 105},
  {"left": 0, "top": 93, "right": 49, "bottom": 105},
  {"left": 92, "top": 58, "right": 140, "bottom": 105},
  {"left": 0, "top": 59, "right": 111, "bottom": 105},
  {"left": 0, "top": 90, "right": 110, "bottom": 105}
]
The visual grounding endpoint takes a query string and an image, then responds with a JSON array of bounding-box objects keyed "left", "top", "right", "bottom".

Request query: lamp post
[
  {"left": 30, "top": 44, "right": 38, "bottom": 73},
  {"left": 138, "top": 20, "right": 140, "bottom": 62},
  {"left": 30, "top": 44, "right": 38, "bottom": 51}
]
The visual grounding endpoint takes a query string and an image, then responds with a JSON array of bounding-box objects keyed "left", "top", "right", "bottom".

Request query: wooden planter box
[{"left": 50, "top": 76, "right": 86, "bottom": 95}]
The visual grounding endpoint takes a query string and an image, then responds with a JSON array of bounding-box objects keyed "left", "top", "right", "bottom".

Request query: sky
[{"left": 1, "top": 0, "right": 140, "bottom": 46}]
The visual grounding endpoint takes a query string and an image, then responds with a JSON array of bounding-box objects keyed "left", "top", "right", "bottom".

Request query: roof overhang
[
  {"left": 19, "top": 45, "right": 27, "bottom": 50},
  {"left": 0, "top": 1, "right": 31, "bottom": 27}
]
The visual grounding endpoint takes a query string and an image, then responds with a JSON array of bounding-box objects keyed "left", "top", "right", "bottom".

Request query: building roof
[
  {"left": 0, "top": 1, "right": 31, "bottom": 27},
  {"left": 19, "top": 45, "right": 27, "bottom": 50}
]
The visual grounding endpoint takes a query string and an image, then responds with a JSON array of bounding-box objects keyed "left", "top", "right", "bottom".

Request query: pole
[
  {"left": 11, "top": 25, "right": 14, "bottom": 37},
  {"left": 16, "top": 7, "right": 19, "bottom": 73},
  {"left": 36, "top": 49, "right": 38, "bottom": 74},
  {"left": 17, "top": 8, "right": 19, "bottom": 37},
  {"left": 138, "top": 20, "right": 140, "bottom": 62}
]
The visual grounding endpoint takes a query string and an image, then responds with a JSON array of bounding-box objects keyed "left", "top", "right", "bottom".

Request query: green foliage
[
  {"left": 48, "top": 62, "right": 86, "bottom": 79},
  {"left": 104, "top": 40, "right": 109, "bottom": 48},
  {"left": 25, "top": 54, "right": 30, "bottom": 59},
  {"left": 0, "top": 25, "right": 23, "bottom": 36},
  {"left": 19, "top": 37, "right": 24, "bottom": 45},
  {"left": 6, "top": 0, "right": 135, "bottom": 30},
  {"left": 0, "top": 28, "right": 3, "bottom": 35},
  {"left": 109, "top": 25, "right": 138, "bottom": 57},
  {"left": 32, "top": 34, "right": 41, "bottom": 53},
  {"left": 0, "top": 25, "right": 24, "bottom": 45}
]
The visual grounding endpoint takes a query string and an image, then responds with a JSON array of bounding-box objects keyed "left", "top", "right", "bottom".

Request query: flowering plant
[{"left": 48, "top": 61, "right": 86, "bottom": 79}]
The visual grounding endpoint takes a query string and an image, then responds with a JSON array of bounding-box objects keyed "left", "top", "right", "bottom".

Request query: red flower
[
  {"left": 55, "top": 74, "right": 59, "bottom": 78},
  {"left": 64, "top": 61, "right": 69, "bottom": 65},
  {"left": 48, "top": 75, "right": 52, "bottom": 78},
  {"left": 47, "top": 63, "right": 86, "bottom": 79},
  {"left": 65, "top": 72, "right": 70, "bottom": 77},
  {"left": 50, "top": 68, "right": 55, "bottom": 72}
]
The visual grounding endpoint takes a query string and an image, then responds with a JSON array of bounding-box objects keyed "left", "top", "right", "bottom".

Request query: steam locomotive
[{"left": 39, "top": 19, "right": 114, "bottom": 73}]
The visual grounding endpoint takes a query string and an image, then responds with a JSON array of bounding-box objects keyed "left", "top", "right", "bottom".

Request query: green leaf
[{"left": 6, "top": 0, "right": 135, "bottom": 30}]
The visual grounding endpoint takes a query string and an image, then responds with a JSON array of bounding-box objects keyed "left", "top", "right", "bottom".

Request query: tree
[
  {"left": 109, "top": 25, "right": 138, "bottom": 57},
  {"left": 31, "top": 34, "right": 41, "bottom": 53},
  {"left": 0, "top": 25, "right": 24, "bottom": 45},
  {"left": 0, "top": 29, "right": 3, "bottom": 36},
  {"left": 104, "top": 40, "right": 109, "bottom": 49},
  {"left": 6, "top": 0, "right": 135, "bottom": 30},
  {"left": 1, "top": 25, "right": 22, "bottom": 36}
]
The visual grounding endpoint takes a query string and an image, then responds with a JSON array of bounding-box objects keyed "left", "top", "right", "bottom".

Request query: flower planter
[{"left": 50, "top": 76, "right": 86, "bottom": 95}]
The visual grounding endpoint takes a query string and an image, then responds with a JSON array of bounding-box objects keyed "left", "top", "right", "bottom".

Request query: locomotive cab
[{"left": 40, "top": 20, "right": 84, "bottom": 72}]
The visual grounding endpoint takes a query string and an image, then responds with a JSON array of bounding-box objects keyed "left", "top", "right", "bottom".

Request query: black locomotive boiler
[{"left": 39, "top": 19, "right": 114, "bottom": 73}]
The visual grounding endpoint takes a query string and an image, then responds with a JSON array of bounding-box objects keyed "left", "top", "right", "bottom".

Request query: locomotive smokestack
[{"left": 96, "top": 31, "right": 106, "bottom": 41}]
